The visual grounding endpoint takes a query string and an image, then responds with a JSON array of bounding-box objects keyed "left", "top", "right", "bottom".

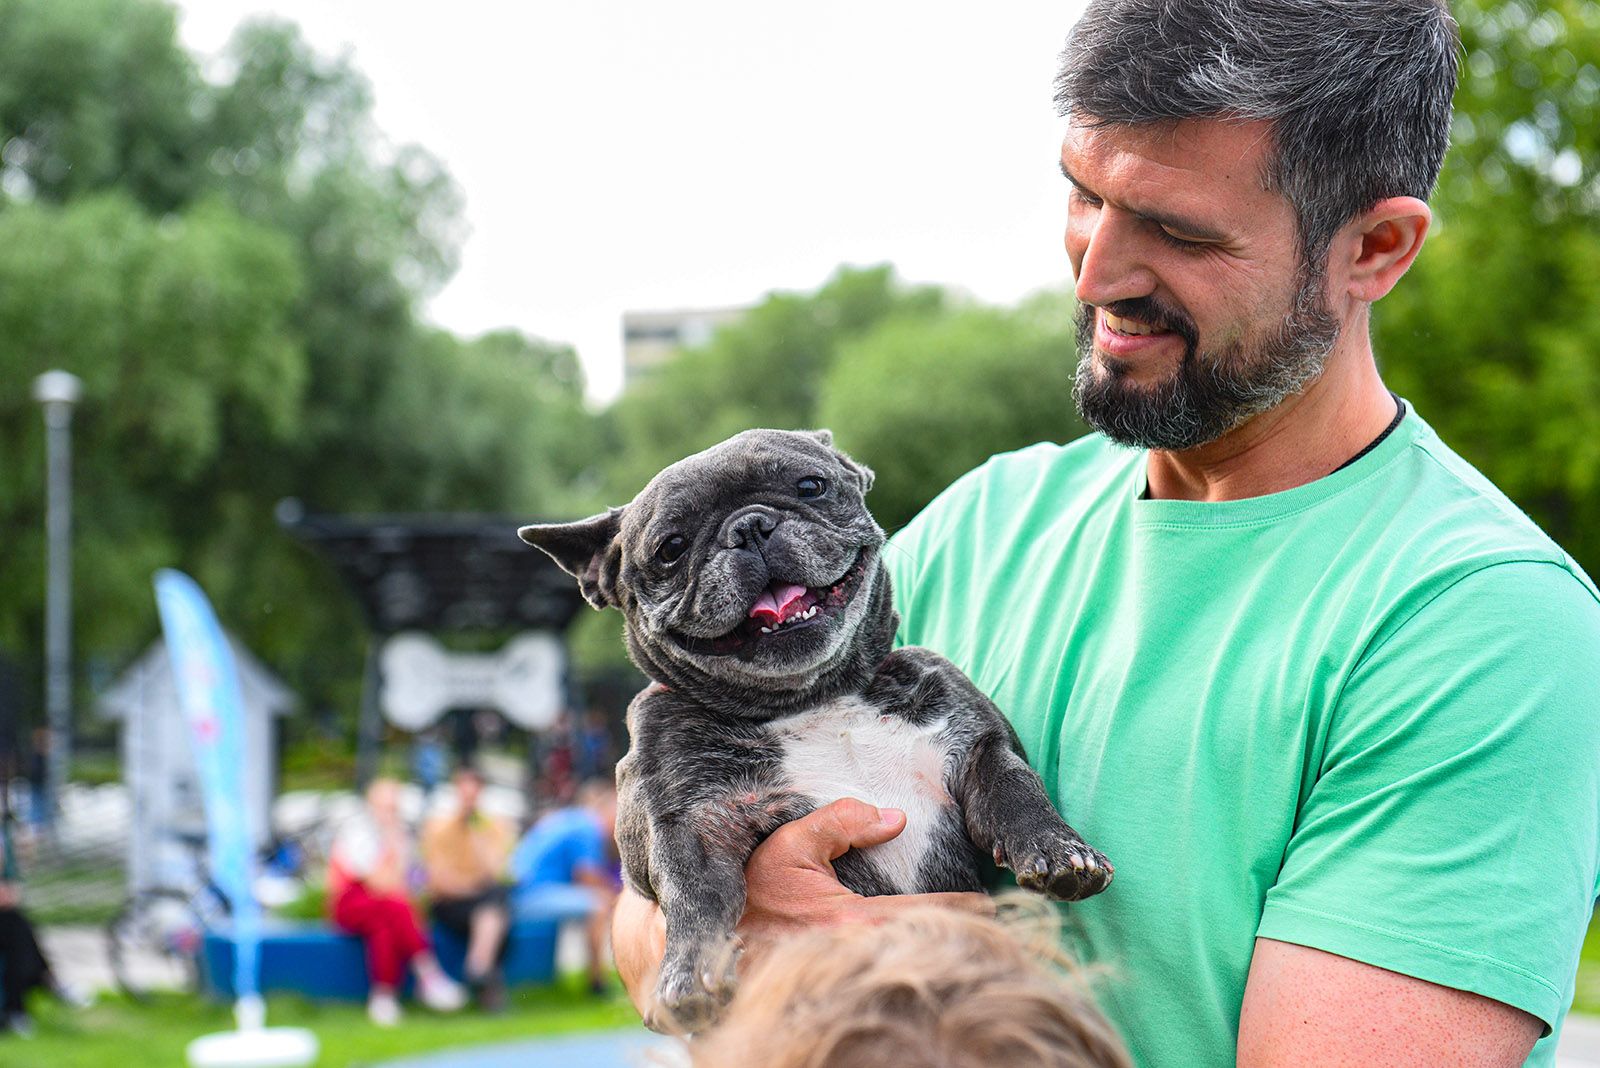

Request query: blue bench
[{"left": 200, "top": 894, "right": 597, "bottom": 1001}]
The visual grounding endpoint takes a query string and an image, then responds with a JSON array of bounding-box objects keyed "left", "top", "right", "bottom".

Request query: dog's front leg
[
  {"left": 958, "top": 731, "right": 1113, "bottom": 902},
  {"left": 646, "top": 817, "right": 748, "bottom": 1033}
]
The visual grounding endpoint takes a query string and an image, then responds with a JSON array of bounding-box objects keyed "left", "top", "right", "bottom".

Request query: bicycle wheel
[{"left": 105, "top": 888, "right": 224, "bottom": 1000}]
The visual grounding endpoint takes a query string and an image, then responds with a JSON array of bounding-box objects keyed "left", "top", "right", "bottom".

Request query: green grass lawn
[{"left": 5, "top": 973, "right": 639, "bottom": 1068}]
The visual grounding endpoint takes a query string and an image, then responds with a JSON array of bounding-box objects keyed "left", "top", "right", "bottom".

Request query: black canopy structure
[
  {"left": 276, "top": 500, "right": 586, "bottom": 634},
  {"left": 276, "top": 500, "right": 588, "bottom": 783}
]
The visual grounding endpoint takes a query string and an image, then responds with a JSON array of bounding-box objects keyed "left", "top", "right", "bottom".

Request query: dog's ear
[
  {"left": 519, "top": 508, "right": 625, "bottom": 610},
  {"left": 809, "top": 428, "right": 874, "bottom": 495},
  {"left": 839, "top": 452, "right": 874, "bottom": 495}
]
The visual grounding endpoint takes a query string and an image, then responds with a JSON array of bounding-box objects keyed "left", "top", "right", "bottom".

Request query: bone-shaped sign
[{"left": 379, "top": 631, "right": 564, "bottom": 731}]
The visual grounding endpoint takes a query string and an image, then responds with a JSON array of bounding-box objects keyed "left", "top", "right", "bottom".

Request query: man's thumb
[{"left": 796, "top": 797, "right": 906, "bottom": 863}]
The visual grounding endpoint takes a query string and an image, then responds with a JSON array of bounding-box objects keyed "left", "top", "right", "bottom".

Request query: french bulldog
[{"left": 518, "top": 429, "right": 1111, "bottom": 1031}]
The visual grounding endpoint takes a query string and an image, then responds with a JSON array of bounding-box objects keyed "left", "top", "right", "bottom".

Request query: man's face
[
  {"left": 1062, "top": 118, "right": 1341, "bottom": 451},
  {"left": 367, "top": 779, "right": 400, "bottom": 822}
]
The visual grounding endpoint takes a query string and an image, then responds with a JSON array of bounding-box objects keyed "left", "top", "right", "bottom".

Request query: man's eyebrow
[{"left": 1059, "top": 160, "right": 1230, "bottom": 244}]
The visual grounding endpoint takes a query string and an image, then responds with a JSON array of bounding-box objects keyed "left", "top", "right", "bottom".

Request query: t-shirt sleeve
[
  {"left": 1258, "top": 560, "right": 1600, "bottom": 1032},
  {"left": 569, "top": 819, "right": 607, "bottom": 878}
]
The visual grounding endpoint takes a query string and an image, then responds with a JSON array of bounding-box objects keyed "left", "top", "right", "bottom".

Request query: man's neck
[{"left": 1144, "top": 328, "right": 1397, "bottom": 502}]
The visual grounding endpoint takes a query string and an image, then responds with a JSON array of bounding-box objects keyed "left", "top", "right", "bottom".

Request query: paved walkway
[
  {"left": 1561, "top": 1013, "right": 1600, "bottom": 1067},
  {"left": 376, "top": 1029, "right": 680, "bottom": 1068},
  {"left": 368, "top": 1016, "right": 1600, "bottom": 1068}
]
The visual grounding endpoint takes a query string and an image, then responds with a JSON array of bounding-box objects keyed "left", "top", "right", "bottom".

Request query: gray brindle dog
[{"left": 519, "top": 429, "right": 1111, "bottom": 1030}]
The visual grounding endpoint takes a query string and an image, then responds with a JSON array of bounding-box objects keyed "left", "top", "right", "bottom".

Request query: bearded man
[{"left": 615, "top": 2, "right": 1600, "bottom": 1065}]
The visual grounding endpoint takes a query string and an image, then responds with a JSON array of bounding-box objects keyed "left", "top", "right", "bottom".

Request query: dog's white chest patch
[{"left": 774, "top": 696, "right": 955, "bottom": 893}]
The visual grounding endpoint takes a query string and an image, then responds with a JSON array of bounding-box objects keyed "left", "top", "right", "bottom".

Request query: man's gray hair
[{"left": 1055, "top": 0, "right": 1460, "bottom": 266}]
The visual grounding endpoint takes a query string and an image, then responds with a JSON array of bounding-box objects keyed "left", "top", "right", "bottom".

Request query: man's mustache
[{"left": 1092, "top": 297, "right": 1200, "bottom": 349}]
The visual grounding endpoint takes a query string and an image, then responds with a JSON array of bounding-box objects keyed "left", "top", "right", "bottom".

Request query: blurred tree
[
  {"left": 819, "top": 292, "right": 1085, "bottom": 534},
  {"left": 601, "top": 264, "right": 944, "bottom": 501},
  {"left": 0, "top": 0, "right": 202, "bottom": 211},
  {"left": 0, "top": 0, "right": 600, "bottom": 736},
  {"left": 0, "top": 193, "right": 302, "bottom": 663},
  {"left": 1375, "top": 0, "right": 1600, "bottom": 573}
]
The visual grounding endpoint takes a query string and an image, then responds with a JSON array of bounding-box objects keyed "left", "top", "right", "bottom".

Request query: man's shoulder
[
  {"left": 892, "top": 433, "right": 1129, "bottom": 549},
  {"left": 1382, "top": 416, "right": 1595, "bottom": 597}
]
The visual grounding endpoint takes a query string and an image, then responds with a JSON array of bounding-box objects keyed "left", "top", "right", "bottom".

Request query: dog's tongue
[{"left": 749, "top": 582, "right": 809, "bottom": 626}]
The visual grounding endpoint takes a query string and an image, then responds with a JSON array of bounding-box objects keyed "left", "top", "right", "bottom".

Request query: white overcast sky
[{"left": 175, "top": 2, "right": 1090, "bottom": 402}]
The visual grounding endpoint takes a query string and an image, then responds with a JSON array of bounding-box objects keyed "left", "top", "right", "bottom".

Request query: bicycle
[{"left": 105, "top": 830, "right": 308, "bottom": 1000}]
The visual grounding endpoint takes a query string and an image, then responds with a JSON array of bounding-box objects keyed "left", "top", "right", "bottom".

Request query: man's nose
[
  {"left": 1069, "top": 204, "right": 1156, "bottom": 309},
  {"left": 719, "top": 506, "right": 780, "bottom": 549}
]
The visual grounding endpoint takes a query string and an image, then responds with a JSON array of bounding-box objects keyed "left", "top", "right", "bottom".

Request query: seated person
[
  {"left": 421, "top": 764, "right": 513, "bottom": 1009},
  {"left": 509, "top": 777, "right": 619, "bottom": 994},
  {"left": 0, "top": 817, "right": 90, "bottom": 1038},
  {"left": 688, "top": 902, "right": 1131, "bottom": 1068},
  {"left": 327, "top": 778, "right": 465, "bottom": 1026}
]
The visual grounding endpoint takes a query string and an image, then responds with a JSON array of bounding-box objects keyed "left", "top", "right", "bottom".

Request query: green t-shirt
[{"left": 887, "top": 408, "right": 1600, "bottom": 1068}]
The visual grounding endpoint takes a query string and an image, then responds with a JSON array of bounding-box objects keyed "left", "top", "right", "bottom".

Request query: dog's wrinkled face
[{"left": 520, "top": 429, "right": 886, "bottom": 692}]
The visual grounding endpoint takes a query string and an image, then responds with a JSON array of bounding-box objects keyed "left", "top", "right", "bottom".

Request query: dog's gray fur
[{"left": 519, "top": 429, "right": 1111, "bottom": 1030}]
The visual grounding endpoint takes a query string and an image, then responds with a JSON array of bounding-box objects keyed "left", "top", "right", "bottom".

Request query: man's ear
[
  {"left": 1341, "top": 195, "right": 1431, "bottom": 304},
  {"left": 518, "top": 508, "right": 624, "bottom": 610}
]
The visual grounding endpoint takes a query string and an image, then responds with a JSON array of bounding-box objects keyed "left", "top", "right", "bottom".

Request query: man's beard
[{"left": 1072, "top": 273, "right": 1341, "bottom": 451}]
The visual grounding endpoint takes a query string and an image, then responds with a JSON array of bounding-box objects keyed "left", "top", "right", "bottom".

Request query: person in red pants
[{"left": 328, "top": 778, "right": 465, "bottom": 1026}]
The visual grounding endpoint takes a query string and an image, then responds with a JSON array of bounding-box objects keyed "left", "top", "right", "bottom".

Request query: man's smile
[{"left": 1094, "top": 307, "right": 1181, "bottom": 360}]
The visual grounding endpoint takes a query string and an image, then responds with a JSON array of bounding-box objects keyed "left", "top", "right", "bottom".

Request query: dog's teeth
[{"left": 760, "top": 626, "right": 771, "bottom": 634}]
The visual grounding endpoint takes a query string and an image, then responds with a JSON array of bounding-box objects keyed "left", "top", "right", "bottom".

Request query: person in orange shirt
[{"left": 421, "top": 764, "right": 513, "bottom": 1010}]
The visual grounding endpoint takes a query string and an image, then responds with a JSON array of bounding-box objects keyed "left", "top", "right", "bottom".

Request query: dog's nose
[{"left": 720, "top": 506, "right": 779, "bottom": 549}]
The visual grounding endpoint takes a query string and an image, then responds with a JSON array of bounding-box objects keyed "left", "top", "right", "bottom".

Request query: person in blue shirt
[{"left": 510, "top": 778, "right": 618, "bottom": 994}]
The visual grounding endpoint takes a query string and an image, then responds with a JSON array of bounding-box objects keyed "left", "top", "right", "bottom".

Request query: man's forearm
[{"left": 613, "top": 886, "right": 666, "bottom": 1017}]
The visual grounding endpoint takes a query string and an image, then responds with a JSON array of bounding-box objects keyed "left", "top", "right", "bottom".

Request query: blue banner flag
[{"left": 153, "top": 569, "right": 261, "bottom": 1004}]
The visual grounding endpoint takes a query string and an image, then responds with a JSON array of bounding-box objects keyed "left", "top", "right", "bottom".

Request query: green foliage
[
  {"left": 601, "top": 265, "right": 944, "bottom": 501},
  {"left": 0, "top": 0, "right": 599, "bottom": 733},
  {"left": 820, "top": 293, "right": 1085, "bottom": 534},
  {"left": 1375, "top": 0, "right": 1600, "bottom": 573},
  {"left": 0, "top": 193, "right": 302, "bottom": 662},
  {"left": 0, "top": 0, "right": 202, "bottom": 211}
]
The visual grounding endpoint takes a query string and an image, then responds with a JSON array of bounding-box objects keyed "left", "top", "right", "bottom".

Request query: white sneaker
[
  {"left": 417, "top": 970, "right": 467, "bottom": 1012},
  {"left": 367, "top": 991, "right": 401, "bottom": 1028},
  {"left": 52, "top": 979, "right": 95, "bottom": 1011}
]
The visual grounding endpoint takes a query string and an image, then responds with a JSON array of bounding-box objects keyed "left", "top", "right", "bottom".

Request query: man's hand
[
  {"left": 737, "top": 797, "right": 993, "bottom": 948},
  {"left": 612, "top": 797, "right": 992, "bottom": 1018}
]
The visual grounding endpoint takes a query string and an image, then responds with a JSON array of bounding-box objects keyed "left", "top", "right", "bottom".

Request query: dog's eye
[
  {"left": 656, "top": 535, "right": 688, "bottom": 565},
  {"left": 796, "top": 477, "right": 827, "bottom": 499}
]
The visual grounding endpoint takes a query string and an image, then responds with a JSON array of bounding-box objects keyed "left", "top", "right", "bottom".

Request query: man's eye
[
  {"left": 1071, "top": 188, "right": 1103, "bottom": 208},
  {"left": 796, "top": 477, "right": 827, "bottom": 499},
  {"left": 656, "top": 535, "right": 688, "bottom": 564},
  {"left": 1155, "top": 227, "right": 1207, "bottom": 252}
]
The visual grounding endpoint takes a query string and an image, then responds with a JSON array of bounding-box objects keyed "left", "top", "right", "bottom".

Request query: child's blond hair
[{"left": 686, "top": 899, "right": 1131, "bottom": 1068}]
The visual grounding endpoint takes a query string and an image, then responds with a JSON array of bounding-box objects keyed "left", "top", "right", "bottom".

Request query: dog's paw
[
  {"left": 998, "top": 832, "right": 1114, "bottom": 902},
  {"left": 646, "top": 946, "right": 739, "bottom": 1034}
]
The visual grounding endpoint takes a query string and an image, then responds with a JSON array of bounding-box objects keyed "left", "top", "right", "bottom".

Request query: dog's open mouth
[{"left": 672, "top": 549, "right": 872, "bottom": 657}]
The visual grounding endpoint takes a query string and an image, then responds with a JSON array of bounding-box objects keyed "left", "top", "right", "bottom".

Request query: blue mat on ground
[
  {"left": 375, "top": 1029, "right": 673, "bottom": 1068},
  {"left": 201, "top": 893, "right": 597, "bottom": 1000}
]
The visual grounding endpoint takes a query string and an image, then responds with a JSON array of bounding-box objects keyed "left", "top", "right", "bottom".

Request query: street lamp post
[{"left": 32, "top": 370, "right": 82, "bottom": 830}]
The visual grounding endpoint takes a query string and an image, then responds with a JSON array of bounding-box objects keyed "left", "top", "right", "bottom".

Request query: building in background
[
  {"left": 621, "top": 306, "right": 745, "bottom": 389},
  {"left": 98, "top": 634, "right": 293, "bottom": 894}
]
